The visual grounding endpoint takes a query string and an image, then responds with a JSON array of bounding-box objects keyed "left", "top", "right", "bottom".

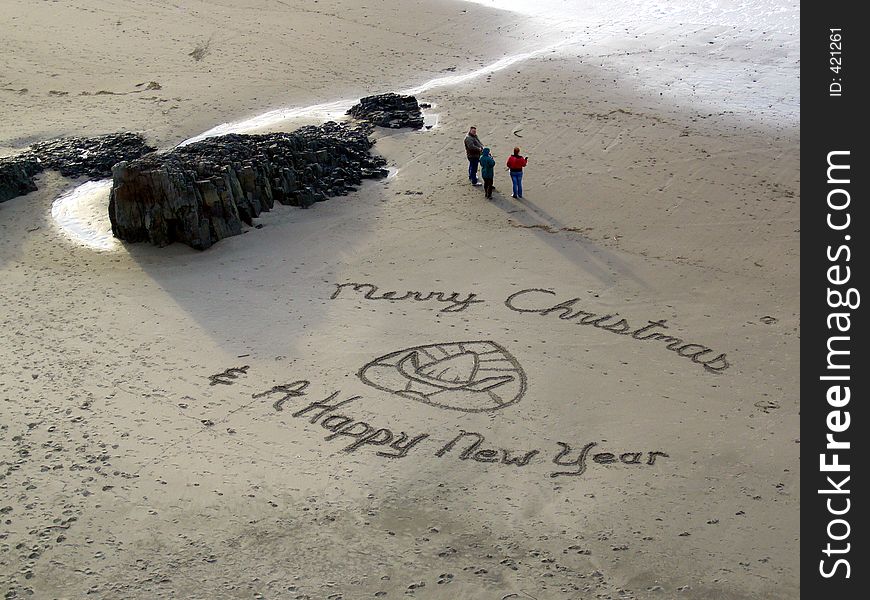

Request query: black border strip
[{"left": 802, "top": 5, "right": 865, "bottom": 593}]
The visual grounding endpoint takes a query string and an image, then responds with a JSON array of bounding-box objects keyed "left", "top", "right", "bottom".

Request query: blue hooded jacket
[{"left": 479, "top": 148, "right": 495, "bottom": 179}]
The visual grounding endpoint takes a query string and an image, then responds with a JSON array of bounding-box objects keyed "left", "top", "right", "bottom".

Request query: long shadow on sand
[{"left": 485, "top": 187, "right": 648, "bottom": 290}]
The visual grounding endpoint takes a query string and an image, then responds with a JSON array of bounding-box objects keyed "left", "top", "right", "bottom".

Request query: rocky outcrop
[
  {"left": 109, "top": 122, "right": 388, "bottom": 250},
  {"left": 0, "top": 159, "right": 41, "bottom": 204},
  {"left": 29, "top": 133, "right": 156, "bottom": 179},
  {"left": 0, "top": 133, "right": 155, "bottom": 203},
  {"left": 347, "top": 93, "right": 424, "bottom": 130}
]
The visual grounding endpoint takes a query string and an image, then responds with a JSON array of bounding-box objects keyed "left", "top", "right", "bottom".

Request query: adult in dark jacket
[
  {"left": 479, "top": 147, "right": 496, "bottom": 199},
  {"left": 506, "top": 146, "right": 528, "bottom": 198},
  {"left": 464, "top": 126, "right": 484, "bottom": 185}
]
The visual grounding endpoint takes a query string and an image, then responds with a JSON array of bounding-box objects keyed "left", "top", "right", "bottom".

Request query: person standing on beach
[
  {"left": 479, "top": 147, "right": 496, "bottom": 199},
  {"left": 506, "top": 146, "right": 528, "bottom": 198},
  {"left": 464, "top": 126, "right": 484, "bottom": 186}
]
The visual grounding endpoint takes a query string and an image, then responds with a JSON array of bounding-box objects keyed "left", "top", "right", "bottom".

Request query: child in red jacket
[{"left": 506, "top": 147, "right": 528, "bottom": 198}]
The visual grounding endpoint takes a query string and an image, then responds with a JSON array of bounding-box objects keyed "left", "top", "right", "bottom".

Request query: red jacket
[{"left": 506, "top": 155, "right": 527, "bottom": 171}]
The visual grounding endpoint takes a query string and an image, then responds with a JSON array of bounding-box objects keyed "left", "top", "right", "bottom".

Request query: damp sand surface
[{"left": 0, "top": 1, "right": 798, "bottom": 598}]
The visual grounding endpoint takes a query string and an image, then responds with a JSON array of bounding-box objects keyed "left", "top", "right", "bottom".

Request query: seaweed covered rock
[
  {"left": 109, "top": 122, "right": 389, "bottom": 250},
  {"left": 347, "top": 93, "right": 424, "bottom": 129},
  {"left": 0, "top": 133, "right": 155, "bottom": 203}
]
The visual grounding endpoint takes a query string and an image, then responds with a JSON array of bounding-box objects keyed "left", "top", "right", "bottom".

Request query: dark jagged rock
[
  {"left": 109, "top": 121, "right": 389, "bottom": 250},
  {"left": 347, "top": 93, "right": 424, "bottom": 130},
  {"left": 30, "top": 132, "right": 156, "bottom": 179},
  {"left": 0, "top": 133, "right": 155, "bottom": 204},
  {"left": 0, "top": 158, "right": 41, "bottom": 204}
]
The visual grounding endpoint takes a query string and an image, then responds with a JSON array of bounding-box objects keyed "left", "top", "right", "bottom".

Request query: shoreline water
[{"left": 461, "top": 0, "right": 799, "bottom": 127}]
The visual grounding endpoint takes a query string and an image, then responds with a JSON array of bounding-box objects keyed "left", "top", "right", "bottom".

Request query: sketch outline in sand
[{"left": 358, "top": 341, "right": 527, "bottom": 412}]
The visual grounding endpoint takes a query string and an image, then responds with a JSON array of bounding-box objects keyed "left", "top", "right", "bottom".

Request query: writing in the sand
[
  {"left": 505, "top": 289, "right": 731, "bottom": 374},
  {"left": 209, "top": 365, "right": 250, "bottom": 386},
  {"left": 329, "top": 282, "right": 732, "bottom": 373},
  {"left": 331, "top": 281, "right": 484, "bottom": 313},
  {"left": 438, "top": 432, "right": 669, "bottom": 478},
  {"left": 253, "top": 380, "right": 669, "bottom": 479}
]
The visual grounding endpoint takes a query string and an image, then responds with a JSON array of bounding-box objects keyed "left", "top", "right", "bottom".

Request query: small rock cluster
[
  {"left": 0, "top": 133, "right": 155, "bottom": 203},
  {"left": 347, "top": 93, "right": 424, "bottom": 129},
  {"left": 109, "top": 122, "right": 389, "bottom": 250}
]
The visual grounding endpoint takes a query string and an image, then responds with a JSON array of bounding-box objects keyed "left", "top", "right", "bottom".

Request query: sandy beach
[{"left": 1, "top": 1, "right": 799, "bottom": 598}]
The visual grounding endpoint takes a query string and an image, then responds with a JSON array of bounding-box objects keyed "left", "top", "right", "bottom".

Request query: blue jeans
[
  {"left": 468, "top": 157, "right": 480, "bottom": 183},
  {"left": 510, "top": 171, "right": 523, "bottom": 197}
]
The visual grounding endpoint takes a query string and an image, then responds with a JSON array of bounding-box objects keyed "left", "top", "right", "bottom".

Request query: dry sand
[{"left": 1, "top": 1, "right": 799, "bottom": 598}]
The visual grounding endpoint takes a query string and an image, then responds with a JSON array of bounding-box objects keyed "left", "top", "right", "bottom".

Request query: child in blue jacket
[{"left": 479, "top": 147, "right": 496, "bottom": 199}]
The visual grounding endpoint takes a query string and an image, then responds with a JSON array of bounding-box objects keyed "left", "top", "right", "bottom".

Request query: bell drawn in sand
[{"left": 358, "top": 341, "right": 527, "bottom": 412}]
